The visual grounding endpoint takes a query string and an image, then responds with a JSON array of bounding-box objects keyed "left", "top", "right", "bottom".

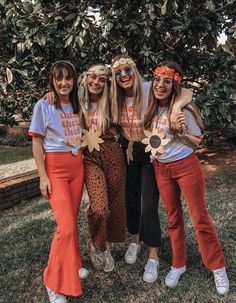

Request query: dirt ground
[{"left": 197, "top": 144, "right": 236, "bottom": 176}]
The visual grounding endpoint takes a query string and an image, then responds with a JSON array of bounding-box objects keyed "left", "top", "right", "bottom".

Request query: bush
[
  {"left": 0, "top": 0, "right": 236, "bottom": 142},
  {"left": 0, "top": 126, "right": 31, "bottom": 146}
]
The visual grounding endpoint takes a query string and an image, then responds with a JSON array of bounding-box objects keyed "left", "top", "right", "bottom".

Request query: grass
[
  {"left": 0, "top": 145, "right": 32, "bottom": 165},
  {"left": 0, "top": 146, "right": 236, "bottom": 303}
]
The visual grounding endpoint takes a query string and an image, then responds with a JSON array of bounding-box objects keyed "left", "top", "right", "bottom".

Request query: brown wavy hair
[
  {"left": 144, "top": 61, "right": 204, "bottom": 131},
  {"left": 49, "top": 60, "right": 79, "bottom": 114}
]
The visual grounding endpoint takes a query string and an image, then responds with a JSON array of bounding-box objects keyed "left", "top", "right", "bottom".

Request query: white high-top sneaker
[{"left": 212, "top": 267, "right": 229, "bottom": 295}]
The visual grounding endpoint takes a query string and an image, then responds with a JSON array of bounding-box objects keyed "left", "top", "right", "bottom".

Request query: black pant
[{"left": 122, "top": 139, "right": 162, "bottom": 248}]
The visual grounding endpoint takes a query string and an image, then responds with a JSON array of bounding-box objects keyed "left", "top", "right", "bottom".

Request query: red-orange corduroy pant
[
  {"left": 43, "top": 151, "right": 84, "bottom": 296},
  {"left": 153, "top": 153, "right": 226, "bottom": 270}
]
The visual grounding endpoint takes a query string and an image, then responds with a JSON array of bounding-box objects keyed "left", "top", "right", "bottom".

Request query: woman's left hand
[
  {"left": 40, "top": 176, "right": 51, "bottom": 199},
  {"left": 170, "top": 107, "right": 181, "bottom": 130},
  {"left": 176, "top": 112, "right": 186, "bottom": 132}
]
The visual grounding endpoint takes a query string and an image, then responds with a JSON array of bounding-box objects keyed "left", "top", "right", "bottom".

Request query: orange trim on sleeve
[{"left": 28, "top": 131, "right": 45, "bottom": 138}]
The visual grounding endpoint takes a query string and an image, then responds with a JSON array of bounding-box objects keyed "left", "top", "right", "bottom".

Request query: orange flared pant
[
  {"left": 153, "top": 153, "right": 226, "bottom": 270},
  {"left": 43, "top": 151, "right": 84, "bottom": 296}
]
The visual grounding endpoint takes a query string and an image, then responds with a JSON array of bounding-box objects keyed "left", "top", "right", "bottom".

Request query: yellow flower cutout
[
  {"left": 81, "top": 128, "right": 104, "bottom": 153},
  {"left": 142, "top": 129, "right": 170, "bottom": 157}
]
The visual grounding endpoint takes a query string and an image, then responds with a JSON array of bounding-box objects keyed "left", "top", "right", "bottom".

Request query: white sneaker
[
  {"left": 103, "top": 250, "right": 115, "bottom": 272},
  {"left": 90, "top": 243, "right": 104, "bottom": 270},
  {"left": 46, "top": 287, "right": 67, "bottom": 303},
  {"left": 79, "top": 267, "right": 89, "bottom": 279},
  {"left": 143, "top": 258, "right": 159, "bottom": 283},
  {"left": 212, "top": 267, "right": 229, "bottom": 295},
  {"left": 165, "top": 266, "right": 186, "bottom": 288},
  {"left": 125, "top": 243, "right": 141, "bottom": 264}
]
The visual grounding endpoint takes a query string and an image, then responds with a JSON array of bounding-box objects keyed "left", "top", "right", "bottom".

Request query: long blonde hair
[
  {"left": 144, "top": 61, "right": 204, "bottom": 132},
  {"left": 110, "top": 54, "right": 144, "bottom": 125},
  {"left": 77, "top": 64, "right": 111, "bottom": 133}
]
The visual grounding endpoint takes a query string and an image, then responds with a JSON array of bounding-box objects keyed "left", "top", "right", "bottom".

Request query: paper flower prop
[
  {"left": 81, "top": 128, "right": 104, "bottom": 152},
  {"left": 142, "top": 129, "right": 170, "bottom": 157}
]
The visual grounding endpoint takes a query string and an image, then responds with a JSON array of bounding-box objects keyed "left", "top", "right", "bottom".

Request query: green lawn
[
  {"left": 0, "top": 145, "right": 33, "bottom": 165},
  {"left": 0, "top": 148, "right": 235, "bottom": 303}
]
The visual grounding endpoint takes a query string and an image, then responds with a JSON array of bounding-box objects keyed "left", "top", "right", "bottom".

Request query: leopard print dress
[{"left": 83, "top": 127, "right": 126, "bottom": 251}]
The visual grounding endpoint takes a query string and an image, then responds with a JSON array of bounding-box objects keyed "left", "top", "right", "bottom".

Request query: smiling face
[
  {"left": 87, "top": 73, "right": 106, "bottom": 99},
  {"left": 53, "top": 68, "right": 74, "bottom": 99},
  {"left": 152, "top": 73, "right": 174, "bottom": 105},
  {"left": 114, "top": 64, "right": 135, "bottom": 92}
]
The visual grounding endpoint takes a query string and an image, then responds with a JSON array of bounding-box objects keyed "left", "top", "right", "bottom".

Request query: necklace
[
  {"left": 88, "top": 104, "right": 98, "bottom": 130},
  {"left": 153, "top": 107, "right": 167, "bottom": 130},
  {"left": 124, "top": 100, "right": 135, "bottom": 164},
  {"left": 81, "top": 101, "right": 104, "bottom": 152}
]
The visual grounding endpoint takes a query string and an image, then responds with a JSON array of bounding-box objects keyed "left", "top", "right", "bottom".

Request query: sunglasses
[
  {"left": 115, "top": 66, "right": 133, "bottom": 79},
  {"left": 153, "top": 76, "right": 173, "bottom": 87}
]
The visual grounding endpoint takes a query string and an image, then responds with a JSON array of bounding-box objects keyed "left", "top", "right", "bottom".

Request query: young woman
[
  {"left": 110, "top": 55, "right": 192, "bottom": 283},
  {"left": 144, "top": 61, "right": 229, "bottom": 294},
  {"left": 78, "top": 64, "right": 126, "bottom": 272},
  {"left": 29, "top": 61, "right": 87, "bottom": 303}
]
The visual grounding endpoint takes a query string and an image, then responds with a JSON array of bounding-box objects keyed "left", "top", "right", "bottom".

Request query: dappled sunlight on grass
[
  {"left": 1, "top": 208, "right": 52, "bottom": 236},
  {"left": 200, "top": 160, "right": 218, "bottom": 173},
  {"left": 0, "top": 147, "right": 236, "bottom": 303}
]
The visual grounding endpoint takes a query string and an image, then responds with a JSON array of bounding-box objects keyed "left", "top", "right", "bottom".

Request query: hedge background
[{"left": 0, "top": 0, "right": 236, "bottom": 141}]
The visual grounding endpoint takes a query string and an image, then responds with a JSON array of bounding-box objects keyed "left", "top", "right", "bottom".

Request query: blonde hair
[
  {"left": 144, "top": 61, "right": 204, "bottom": 132},
  {"left": 77, "top": 64, "right": 111, "bottom": 133},
  {"left": 110, "top": 54, "right": 144, "bottom": 125}
]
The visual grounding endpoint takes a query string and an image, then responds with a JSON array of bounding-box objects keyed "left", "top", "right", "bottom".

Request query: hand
[
  {"left": 39, "top": 176, "right": 52, "bottom": 199},
  {"left": 170, "top": 107, "right": 184, "bottom": 131},
  {"left": 176, "top": 112, "right": 187, "bottom": 132},
  {"left": 43, "top": 92, "right": 55, "bottom": 104}
]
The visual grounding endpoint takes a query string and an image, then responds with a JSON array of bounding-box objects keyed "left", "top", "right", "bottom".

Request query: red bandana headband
[{"left": 153, "top": 66, "right": 182, "bottom": 83}]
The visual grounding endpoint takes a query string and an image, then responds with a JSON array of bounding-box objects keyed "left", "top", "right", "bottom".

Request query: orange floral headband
[{"left": 153, "top": 66, "right": 182, "bottom": 83}]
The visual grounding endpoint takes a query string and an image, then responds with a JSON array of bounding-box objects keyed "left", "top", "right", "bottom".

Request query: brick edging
[{"left": 0, "top": 170, "right": 40, "bottom": 210}]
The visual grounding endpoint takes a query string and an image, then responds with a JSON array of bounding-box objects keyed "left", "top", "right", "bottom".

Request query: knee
[
  {"left": 168, "top": 213, "right": 184, "bottom": 229},
  {"left": 88, "top": 206, "right": 109, "bottom": 220},
  {"left": 142, "top": 195, "right": 159, "bottom": 212},
  {"left": 57, "top": 223, "right": 77, "bottom": 239},
  {"left": 193, "top": 215, "right": 214, "bottom": 232}
]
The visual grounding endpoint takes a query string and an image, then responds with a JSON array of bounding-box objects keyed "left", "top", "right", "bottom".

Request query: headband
[
  {"left": 111, "top": 57, "right": 136, "bottom": 69},
  {"left": 51, "top": 60, "right": 76, "bottom": 73},
  {"left": 87, "top": 65, "right": 109, "bottom": 77},
  {"left": 153, "top": 66, "right": 182, "bottom": 83}
]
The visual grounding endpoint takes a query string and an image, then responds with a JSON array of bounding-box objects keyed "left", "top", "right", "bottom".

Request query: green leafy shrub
[
  {"left": 0, "top": 126, "right": 31, "bottom": 146},
  {"left": 0, "top": 0, "right": 235, "bottom": 144}
]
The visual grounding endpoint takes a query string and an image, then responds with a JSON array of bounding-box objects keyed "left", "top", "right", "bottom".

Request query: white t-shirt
[
  {"left": 29, "top": 99, "right": 82, "bottom": 152},
  {"left": 120, "top": 81, "right": 150, "bottom": 141},
  {"left": 152, "top": 107, "right": 201, "bottom": 163}
]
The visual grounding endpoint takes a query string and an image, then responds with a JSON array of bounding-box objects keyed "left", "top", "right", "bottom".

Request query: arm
[
  {"left": 175, "top": 112, "right": 202, "bottom": 150},
  {"left": 177, "top": 132, "right": 201, "bottom": 150},
  {"left": 170, "top": 88, "right": 193, "bottom": 130},
  {"left": 32, "top": 137, "right": 51, "bottom": 198}
]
